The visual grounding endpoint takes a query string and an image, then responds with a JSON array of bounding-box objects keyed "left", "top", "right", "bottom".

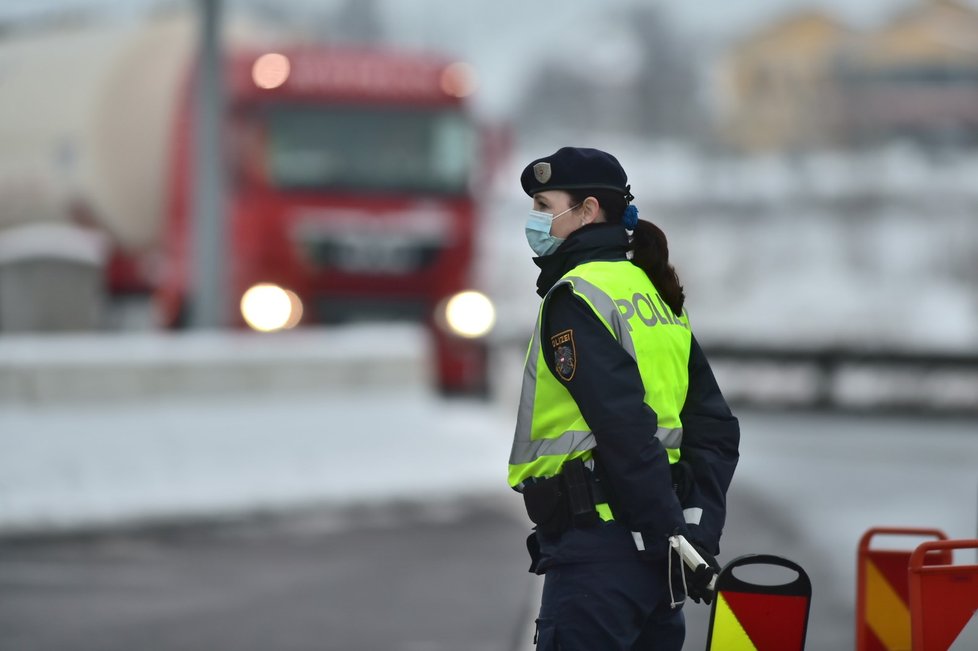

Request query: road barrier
[
  {"left": 0, "top": 325, "right": 429, "bottom": 404},
  {"left": 706, "top": 554, "right": 811, "bottom": 651},
  {"left": 909, "top": 539, "right": 978, "bottom": 650},
  {"left": 856, "top": 527, "right": 950, "bottom": 651},
  {"left": 705, "top": 345, "right": 978, "bottom": 414}
]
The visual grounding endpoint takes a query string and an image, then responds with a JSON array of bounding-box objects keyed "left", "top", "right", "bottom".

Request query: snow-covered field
[{"left": 0, "top": 384, "right": 511, "bottom": 534}]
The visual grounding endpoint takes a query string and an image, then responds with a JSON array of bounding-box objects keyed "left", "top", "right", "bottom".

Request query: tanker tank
[
  {"left": 0, "top": 12, "right": 285, "bottom": 331},
  {"left": 0, "top": 15, "right": 194, "bottom": 250}
]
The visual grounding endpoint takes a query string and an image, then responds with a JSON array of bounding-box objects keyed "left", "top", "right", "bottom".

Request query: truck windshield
[{"left": 262, "top": 105, "right": 476, "bottom": 195}]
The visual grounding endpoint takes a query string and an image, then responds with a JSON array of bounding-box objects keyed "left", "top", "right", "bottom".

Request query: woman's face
[{"left": 532, "top": 190, "right": 582, "bottom": 240}]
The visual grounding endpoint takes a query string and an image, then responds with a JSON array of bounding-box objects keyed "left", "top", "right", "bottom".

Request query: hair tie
[{"left": 622, "top": 204, "right": 639, "bottom": 230}]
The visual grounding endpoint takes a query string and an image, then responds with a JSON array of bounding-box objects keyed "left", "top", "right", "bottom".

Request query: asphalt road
[
  {"left": 0, "top": 497, "right": 536, "bottom": 651},
  {"left": 0, "top": 487, "right": 840, "bottom": 651}
]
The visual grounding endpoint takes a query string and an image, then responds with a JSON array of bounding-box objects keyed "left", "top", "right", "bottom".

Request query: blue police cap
[{"left": 520, "top": 147, "right": 632, "bottom": 199}]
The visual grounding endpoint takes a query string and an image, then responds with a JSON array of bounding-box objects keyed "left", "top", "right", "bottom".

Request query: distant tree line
[
  {"left": 241, "top": 1, "right": 706, "bottom": 143},
  {"left": 515, "top": 6, "right": 706, "bottom": 143}
]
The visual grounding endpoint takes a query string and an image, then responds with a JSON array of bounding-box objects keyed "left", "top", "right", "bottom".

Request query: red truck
[{"left": 0, "top": 14, "right": 498, "bottom": 395}]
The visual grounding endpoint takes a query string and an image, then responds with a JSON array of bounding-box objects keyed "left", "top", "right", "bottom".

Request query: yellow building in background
[
  {"left": 717, "top": 0, "right": 978, "bottom": 151},
  {"left": 718, "top": 11, "right": 850, "bottom": 151}
]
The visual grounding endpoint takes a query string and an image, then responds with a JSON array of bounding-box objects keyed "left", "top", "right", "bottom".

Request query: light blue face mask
[{"left": 525, "top": 204, "right": 579, "bottom": 257}]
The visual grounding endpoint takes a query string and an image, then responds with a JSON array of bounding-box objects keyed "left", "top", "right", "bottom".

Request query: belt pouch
[
  {"left": 562, "top": 458, "right": 600, "bottom": 528},
  {"left": 522, "top": 476, "right": 570, "bottom": 536}
]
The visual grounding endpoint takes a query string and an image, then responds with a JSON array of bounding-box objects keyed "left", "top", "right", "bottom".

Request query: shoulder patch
[{"left": 550, "top": 329, "right": 576, "bottom": 381}]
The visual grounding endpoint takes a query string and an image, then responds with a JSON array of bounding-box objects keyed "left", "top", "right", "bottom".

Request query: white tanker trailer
[
  {"left": 0, "top": 13, "right": 212, "bottom": 330},
  {"left": 0, "top": 14, "right": 196, "bottom": 248}
]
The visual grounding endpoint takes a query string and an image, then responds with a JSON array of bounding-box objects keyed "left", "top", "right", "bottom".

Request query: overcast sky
[
  {"left": 4, "top": 0, "right": 975, "bottom": 117},
  {"left": 0, "top": 0, "right": 941, "bottom": 34}
]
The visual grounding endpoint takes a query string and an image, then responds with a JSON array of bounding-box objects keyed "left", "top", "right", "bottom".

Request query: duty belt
[
  {"left": 521, "top": 458, "right": 693, "bottom": 538},
  {"left": 521, "top": 458, "right": 610, "bottom": 536}
]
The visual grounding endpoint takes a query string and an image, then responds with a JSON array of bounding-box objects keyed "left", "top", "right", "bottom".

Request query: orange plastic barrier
[
  {"left": 909, "top": 539, "right": 978, "bottom": 651},
  {"left": 706, "top": 554, "right": 811, "bottom": 651},
  {"left": 856, "top": 527, "right": 950, "bottom": 651}
]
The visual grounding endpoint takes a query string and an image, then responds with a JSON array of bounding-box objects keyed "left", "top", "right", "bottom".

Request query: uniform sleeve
[
  {"left": 541, "top": 286, "right": 687, "bottom": 559},
  {"left": 678, "top": 334, "right": 740, "bottom": 556}
]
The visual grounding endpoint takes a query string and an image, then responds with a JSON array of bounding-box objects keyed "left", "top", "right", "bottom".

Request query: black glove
[{"left": 683, "top": 542, "right": 720, "bottom": 605}]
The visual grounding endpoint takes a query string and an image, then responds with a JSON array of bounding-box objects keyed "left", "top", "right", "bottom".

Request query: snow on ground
[
  {"left": 0, "top": 385, "right": 513, "bottom": 534},
  {"left": 2, "top": 373, "right": 974, "bottom": 557}
]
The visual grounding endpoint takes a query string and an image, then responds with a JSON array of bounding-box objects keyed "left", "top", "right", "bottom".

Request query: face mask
[{"left": 525, "top": 204, "right": 579, "bottom": 257}]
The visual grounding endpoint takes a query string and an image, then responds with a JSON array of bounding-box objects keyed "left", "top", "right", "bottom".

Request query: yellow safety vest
[{"left": 508, "top": 260, "right": 692, "bottom": 522}]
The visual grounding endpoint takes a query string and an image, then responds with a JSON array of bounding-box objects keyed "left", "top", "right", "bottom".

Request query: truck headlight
[
  {"left": 439, "top": 290, "right": 495, "bottom": 339},
  {"left": 240, "top": 283, "right": 303, "bottom": 332}
]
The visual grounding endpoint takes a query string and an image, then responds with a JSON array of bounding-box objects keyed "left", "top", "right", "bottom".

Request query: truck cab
[{"left": 161, "top": 48, "right": 496, "bottom": 395}]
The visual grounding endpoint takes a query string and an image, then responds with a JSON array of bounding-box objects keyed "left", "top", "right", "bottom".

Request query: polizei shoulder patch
[{"left": 550, "top": 329, "right": 576, "bottom": 381}]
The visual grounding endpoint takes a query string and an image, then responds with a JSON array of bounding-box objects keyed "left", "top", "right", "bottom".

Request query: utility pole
[{"left": 191, "top": 0, "right": 227, "bottom": 329}]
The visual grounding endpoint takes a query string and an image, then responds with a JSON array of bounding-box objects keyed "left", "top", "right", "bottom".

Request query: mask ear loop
[{"left": 553, "top": 202, "right": 582, "bottom": 222}]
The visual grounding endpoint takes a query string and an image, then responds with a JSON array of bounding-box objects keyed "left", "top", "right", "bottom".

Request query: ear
[{"left": 581, "top": 196, "right": 601, "bottom": 224}]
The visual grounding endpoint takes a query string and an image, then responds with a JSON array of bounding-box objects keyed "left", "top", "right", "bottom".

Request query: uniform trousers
[{"left": 533, "top": 559, "right": 685, "bottom": 651}]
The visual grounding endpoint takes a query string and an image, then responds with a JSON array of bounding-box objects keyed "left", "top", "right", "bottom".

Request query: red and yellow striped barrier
[
  {"left": 706, "top": 554, "right": 811, "bottom": 651},
  {"left": 856, "top": 527, "right": 950, "bottom": 651},
  {"left": 909, "top": 539, "right": 978, "bottom": 650}
]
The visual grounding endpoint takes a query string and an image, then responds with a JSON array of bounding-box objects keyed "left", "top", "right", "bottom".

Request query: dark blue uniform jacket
[{"left": 530, "top": 223, "right": 740, "bottom": 570}]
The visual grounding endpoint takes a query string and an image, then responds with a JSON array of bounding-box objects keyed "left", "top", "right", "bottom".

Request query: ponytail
[
  {"left": 630, "top": 220, "right": 685, "bottom": 316},
  {"left": 567, "top": 188, "right": 686, "bottom": 316}
]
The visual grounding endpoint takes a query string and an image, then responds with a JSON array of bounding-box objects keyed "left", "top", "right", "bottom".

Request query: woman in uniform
[{"left": 508, "top": 147, "right": 740, "bottom": 650}]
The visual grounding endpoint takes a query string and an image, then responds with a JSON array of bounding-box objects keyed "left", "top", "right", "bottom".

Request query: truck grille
[{"left": 300, "top": 238, "right": 442, "bottom": 274}]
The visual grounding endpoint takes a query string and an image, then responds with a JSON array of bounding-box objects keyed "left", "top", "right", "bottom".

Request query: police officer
[{"left": 508, "top": 147, "right": 740, "bottom": 650}]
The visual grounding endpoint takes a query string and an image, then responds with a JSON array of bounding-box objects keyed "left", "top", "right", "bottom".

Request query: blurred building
[
  {"left": 717, "top": 11, "right": 850, "bottom": 152},
  {"left": 717, "top": 0, "right": 978, "bottom": 151}
]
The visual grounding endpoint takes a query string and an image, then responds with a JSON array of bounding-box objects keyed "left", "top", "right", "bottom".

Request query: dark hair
[{"left": 568, "top": 189, "right": 686, "bottom": 316}]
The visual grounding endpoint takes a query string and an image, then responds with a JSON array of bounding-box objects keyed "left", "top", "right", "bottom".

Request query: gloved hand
[{"left": 683, "top": 542, "right": 720, "bottom": 605}]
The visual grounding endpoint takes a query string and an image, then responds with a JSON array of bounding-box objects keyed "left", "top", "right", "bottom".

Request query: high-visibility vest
[{"left": 508, "top": 260, "right": 692, "bottom": 522}]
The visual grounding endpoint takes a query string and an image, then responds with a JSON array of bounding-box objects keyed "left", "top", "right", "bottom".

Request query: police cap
[{"left": 520, "top": 147, "right": 631, "bottom": 199}]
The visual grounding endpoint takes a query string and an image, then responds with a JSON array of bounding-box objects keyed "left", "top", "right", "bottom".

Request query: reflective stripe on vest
[{"left": 508, "top": 260, "right": 692, "bottom": 512}]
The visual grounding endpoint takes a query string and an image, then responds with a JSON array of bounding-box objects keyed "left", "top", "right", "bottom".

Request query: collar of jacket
[{"left": 532, "top": 223, "right": 630, "bottom": 298}]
